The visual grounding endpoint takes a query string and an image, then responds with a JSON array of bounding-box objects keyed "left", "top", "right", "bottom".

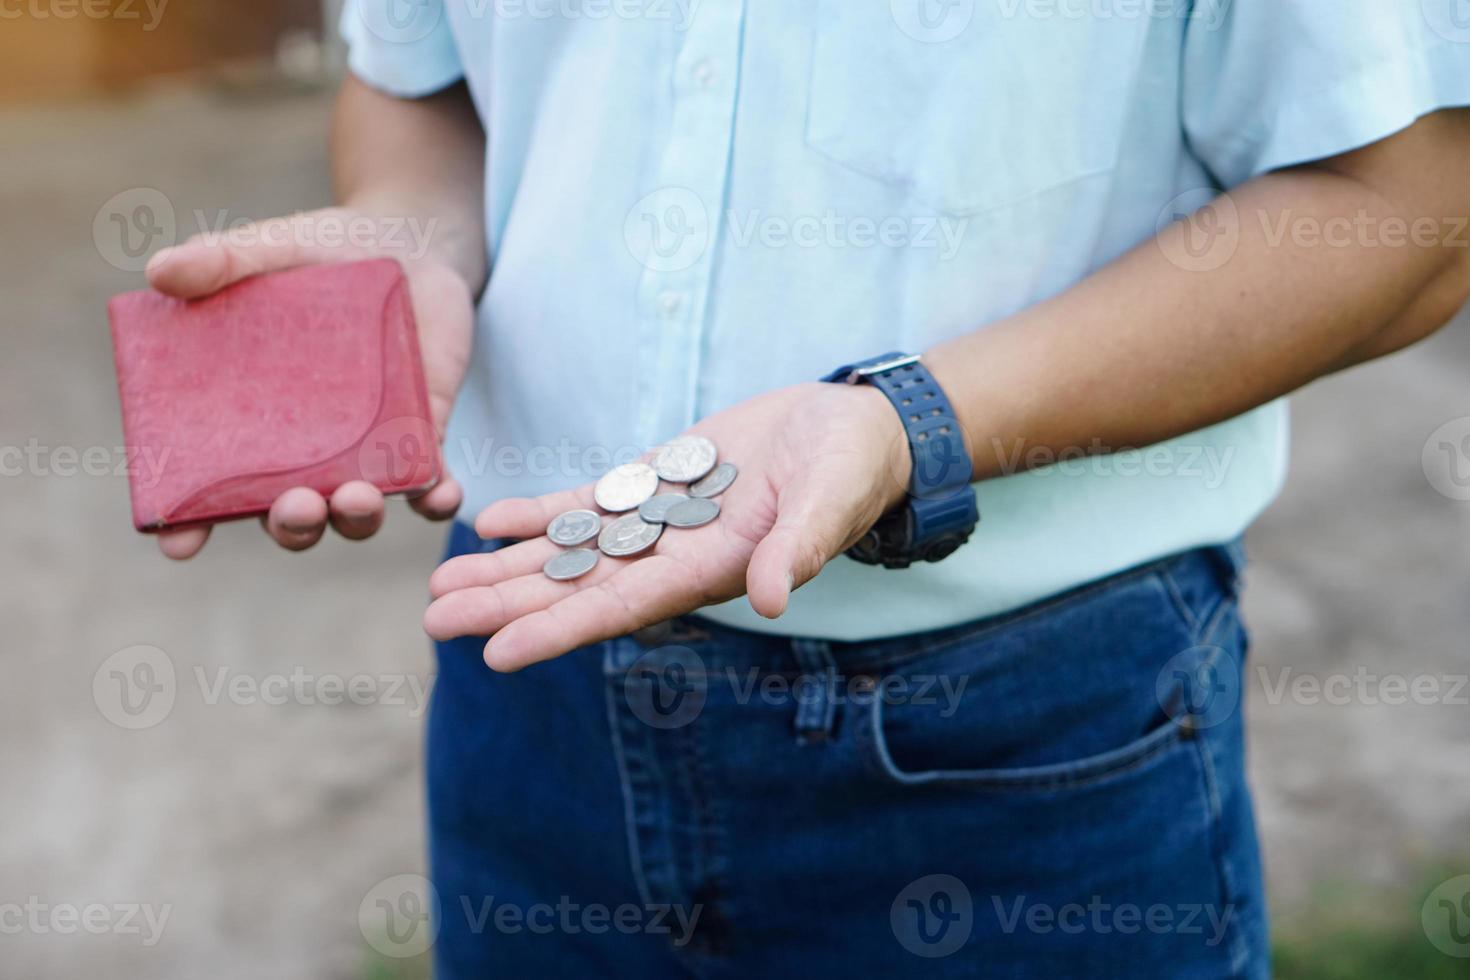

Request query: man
[{"left": 143, "top": 1, "right": 1470, "bottom": 975}]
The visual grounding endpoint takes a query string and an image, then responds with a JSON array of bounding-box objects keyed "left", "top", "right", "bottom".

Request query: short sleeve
[
  {"left": 339, "top": 0, "right": 464, "bottom": 98},
  {"left": 1183, "top": 0, "right": 1470, "bottom": 188}
]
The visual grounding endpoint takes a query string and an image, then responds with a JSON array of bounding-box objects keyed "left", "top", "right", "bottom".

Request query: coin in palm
[
  {"left": 689, "top": 462, "right": 737, "bottom": 499},
  {"left": 653, "top": 435, "right": 718, "bottom": 483},
  {"left": 544, "top": 548, "right": 600, "bottom": 581},
  {"left": 594, "top": 462, "right": 660, "bottom": 512},
  {"left": 638, "top": 493, "right": 689, "bottom": 524},
  {"left": 665, "top": 497, "right": 720, "bottom": 529},
  {"left": 547, "top": 509, "right": 602, "bottom": 546},
  {"left": 598, "top": 514, "right": 663, "bottom": 557}
]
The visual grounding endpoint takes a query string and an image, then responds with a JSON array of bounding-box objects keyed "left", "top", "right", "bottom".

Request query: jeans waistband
[{"left": 671, "top": 542, "right": 1242, "bottom": 675}]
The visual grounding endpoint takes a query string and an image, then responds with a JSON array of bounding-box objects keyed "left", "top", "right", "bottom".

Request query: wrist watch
[{"left": 821, "top": 352, "right": 980, "bottom": 569}]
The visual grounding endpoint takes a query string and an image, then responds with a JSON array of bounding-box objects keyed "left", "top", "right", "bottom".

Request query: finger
[
  {"left": 157, "top": 525, "right": 210, "bottom": 560},
  {"left": 145, "top": 239, "right": 247, "bottom": 299},
  {"left": 424, "top": 554, "right": 623, "bottom": 641},
  {"left": 485, "top": 555, "right": 697, "bottom": 671},
  {"left": 474, "top": 485, "right": 598, "bottom": 540},
  {"left": 145, "top": 210, "right": 359, "bottom": 299},
  {"left": 407, "top": 476, "right": 463, "bottom": 522},
  {"left": 265, "top": 487, "right": 330, "bottom": 551},
  {"left": 746, "top": 470, "right": 863, "bottom": 620},
  {"left": 329, "top": 481, "right": 386, "bottom": 541},
  {"left": 428, "top": 537, "right": 564, "bottom": 598}
]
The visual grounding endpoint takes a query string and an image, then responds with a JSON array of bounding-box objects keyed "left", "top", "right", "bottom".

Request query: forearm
[
  {"left": 930, "top": 113, "right": 1470, "bottom": 479},
  {"left": 331, "top": 73, "right": 488, "bottom": 293}
]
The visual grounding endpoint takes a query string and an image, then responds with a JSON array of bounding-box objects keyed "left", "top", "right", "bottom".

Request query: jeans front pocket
[
  {"left": 840, "top": 569, "right": 1260, "bottom": 974},
  {"left": 860, "top": 686, "right": 1191, "bottom": 791},
  {"left": 851, "top": 563, "right": 1220, "bottom": 790},
  {"left": 806, "top": 0, "right": 1147, "bottom": 216}
]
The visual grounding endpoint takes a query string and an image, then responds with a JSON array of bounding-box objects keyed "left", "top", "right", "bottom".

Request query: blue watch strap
[{"left": 822, "top": 352, "right": 979, "bottom": 554}]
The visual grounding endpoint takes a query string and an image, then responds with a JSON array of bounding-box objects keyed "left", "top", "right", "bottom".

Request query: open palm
[{"left": 424, "top": 382, "right": 910, "bottom": 671}]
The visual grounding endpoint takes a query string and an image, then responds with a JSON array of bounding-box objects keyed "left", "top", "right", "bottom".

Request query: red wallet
[{"left": 107, "top": 258, "right": 441, "bottom": 532}]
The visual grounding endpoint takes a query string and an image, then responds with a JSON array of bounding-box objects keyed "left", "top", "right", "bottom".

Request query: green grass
[
  {"left": 1273, "top": 871, "right": 1470, "bottom": 980},
  {"left": 359, "top": 951, "right": 431, "bottom": 980},
  {"left": 1275, "top": 927, "right": 1470, "bottom": 979}
]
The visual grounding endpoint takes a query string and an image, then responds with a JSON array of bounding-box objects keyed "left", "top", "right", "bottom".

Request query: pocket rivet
[{"left": 852, "top": 674, "right": 877, "bottom": 695}]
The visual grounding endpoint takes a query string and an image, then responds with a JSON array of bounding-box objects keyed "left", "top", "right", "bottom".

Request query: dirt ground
[{"left": 3, "top": 84, "right": 1468, "bottom": 979}]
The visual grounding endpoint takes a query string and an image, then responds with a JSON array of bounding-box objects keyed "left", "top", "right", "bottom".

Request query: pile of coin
[{"left": 542, "top": 435, "right": 740, "bottom": 581}]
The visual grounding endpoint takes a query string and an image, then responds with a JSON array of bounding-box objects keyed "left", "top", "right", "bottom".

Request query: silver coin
[
  {"left": 689, "top": 462, "right": 738, "bottom": 499},
  {"left": 594, "top": 462, "right": 660, "bottom": 512},
  {"left": 598, "top": 514, "right": 663, "bottom": 557},
  {"left": 638, "top": 493, "right": 690, "bottom": 524},
  {"left": 546, "top": 509, "right": 602, "bottom": 547},
  {"left": 653, "top": 435, "right": 718, "bottom": 484},
  {"left": 543, "top": 548, "right": 600, "bottom": 582},
  {"left": 664, "top": 497, "right": 721, "bottom": 529}
]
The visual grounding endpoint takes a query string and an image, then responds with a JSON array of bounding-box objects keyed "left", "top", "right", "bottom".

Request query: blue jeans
[{"left": 428, "top": 522, "right": 1267, "bottom": 978}]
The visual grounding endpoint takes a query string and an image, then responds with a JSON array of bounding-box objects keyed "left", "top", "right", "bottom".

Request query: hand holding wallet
[{"left": 107, "top": 258, "right": 442, "bottom": 533}]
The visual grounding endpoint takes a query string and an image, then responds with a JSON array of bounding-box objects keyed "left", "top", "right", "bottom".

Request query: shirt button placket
[{"left": 631, "top": 0, "right": 746, "bottom": 448}]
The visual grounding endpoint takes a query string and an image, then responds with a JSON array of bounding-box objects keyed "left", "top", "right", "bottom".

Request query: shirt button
[
  {"left": 658, "top": 291, "right": 684, "bottom": 317},
  {"left": 691, "top": 59, "right": 717, "bottom": 88}
]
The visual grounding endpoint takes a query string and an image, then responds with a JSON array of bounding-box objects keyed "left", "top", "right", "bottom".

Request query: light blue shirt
[{"left": 341, "top": 0, "right": 1470, "bottom": 640}]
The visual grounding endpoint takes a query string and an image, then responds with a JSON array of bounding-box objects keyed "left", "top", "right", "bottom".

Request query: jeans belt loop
[{"left": 789, "top": 638, "right": 838, "bottom": 742}]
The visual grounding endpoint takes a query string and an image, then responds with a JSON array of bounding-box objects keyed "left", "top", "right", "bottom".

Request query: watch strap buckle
[{"left": 850, "top": 352, "right": 922, "bottom": 380}]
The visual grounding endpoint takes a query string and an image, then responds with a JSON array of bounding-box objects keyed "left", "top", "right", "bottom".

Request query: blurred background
[{"left": 2, "top": 2, "right": 1469, "bottom": 978}]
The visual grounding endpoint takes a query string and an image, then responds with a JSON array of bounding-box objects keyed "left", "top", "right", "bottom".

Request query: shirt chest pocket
[{"left": 805, "top": 1, "right": 1148, "bottom": 216}]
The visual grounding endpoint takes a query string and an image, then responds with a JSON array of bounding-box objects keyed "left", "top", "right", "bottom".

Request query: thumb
[
  {"left": 145, "top": 209, "right": 360, "bottom": 299},
  {"left": 746, "top": 468, "right": 866, "bottom": 619}
]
